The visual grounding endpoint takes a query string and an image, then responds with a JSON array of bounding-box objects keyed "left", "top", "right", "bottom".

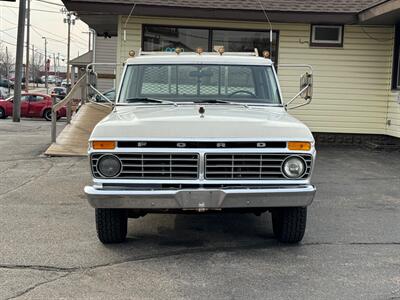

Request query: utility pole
[
  {"left": 42, "top": 37, "right": 48, "bottom": 94},
  {"left": 13, "top": 0, "right": 27, "bottom": 123},
  {"left": 64, "top": 11, "right": 76, "bottom": 92},
  {"left": 6, "top": 46, "right": 10, "bottom": 94},
  {"left": 57, "top": 53, "right": 60, "bottom": 79},
  {"left": 25, "top": 0, "right": 30, "bottom": 92},
  {"left": 53, "top": 53, "right": 57, "bottom": 83}
]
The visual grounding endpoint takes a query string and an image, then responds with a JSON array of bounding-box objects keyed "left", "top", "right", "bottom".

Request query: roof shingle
[{"left": 68, "top": 0, "right": 387, "bottom": 13}]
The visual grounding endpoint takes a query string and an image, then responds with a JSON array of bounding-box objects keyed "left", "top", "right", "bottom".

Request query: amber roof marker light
[
  {"left": 262, "top": 50, "right": 270, "bottom": 59},
  {"left": 196, "top": 47, "right": 204, "bottom": 55},
  {"left": 128, "top": 50, "right": 136, "bottom": 57}
]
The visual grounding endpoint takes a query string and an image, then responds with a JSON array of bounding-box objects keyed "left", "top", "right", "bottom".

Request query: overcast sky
[{"left": 0, "top": 0, "right": 89, "bottom": 67}]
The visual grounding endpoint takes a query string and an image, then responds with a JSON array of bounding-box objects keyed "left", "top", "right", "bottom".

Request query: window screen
[{"left": 311, "top": 25, "right": 343, "bottom": 47}]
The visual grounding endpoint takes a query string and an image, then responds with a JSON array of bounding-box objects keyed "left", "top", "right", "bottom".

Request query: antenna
[
  {"left": 256, "top": 0, "right": 273, "bottom": 60},
  {"left": 124, "top": 2, "right": 137, "bottom": 42}
]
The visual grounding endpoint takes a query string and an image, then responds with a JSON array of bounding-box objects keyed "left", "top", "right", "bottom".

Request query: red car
[{"left": 0, "top": 93, "right": 66, "bottom": 121}]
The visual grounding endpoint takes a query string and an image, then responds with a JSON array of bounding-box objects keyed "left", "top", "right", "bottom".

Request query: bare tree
[
  {"left": 31, "top": 51, "right": 44, "bottom": 85},
  {"left": 0, "top": 42, "right": 14, "bottom": 80}
]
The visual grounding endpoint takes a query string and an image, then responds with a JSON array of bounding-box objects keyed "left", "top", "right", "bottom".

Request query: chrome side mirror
[
  {"left": 300, "top": 72, "right": 313, "bottom": 100},
  {"left": 278, "top": 64, "right": 313, "bottom": 110}
]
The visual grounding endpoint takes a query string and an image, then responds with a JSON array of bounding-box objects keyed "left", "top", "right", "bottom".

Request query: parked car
[
  {"left": 9, "top": 79, "right": 26, "bottom": 90},
  {"left": 51, "top": 87, "right": 67, "bottom": 100},
  {"left": 93, "top": 89, "right": 116, "bottom": 103},
  {"left": 55, "top": 77, "right": 63, "bottom": 86},
  {"left": 0, "top": 79, "right": 11, "bottom": 88},
  {"left": 0, "top": 93, "right": 66, "bottom": 121},
  {"left": 61, "top": 79, "right": 72, "bottom": 88},
  {"left": 0, "top": 87, "right": 10, "bottom": 99},
  {"left": 85, "top": 50, "right": 316, "bottom": 244}
]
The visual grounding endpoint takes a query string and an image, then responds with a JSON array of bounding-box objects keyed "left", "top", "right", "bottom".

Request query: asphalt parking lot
[{"left": 1, "top": 119, "right": 400, "bottom": 300}]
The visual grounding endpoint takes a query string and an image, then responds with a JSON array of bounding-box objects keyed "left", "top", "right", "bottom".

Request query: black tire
[
  {"left": 43, "top": 109, "right": 52, "bottom": 121},
  {"left": 95, "top": 208, "right": 128, "bottom": 244},
  {"left": 0, "top": 107, "right": 6, "bottom": 119},
  {"left": 271, "top": 207, "right": 307, "bottom": 243}
]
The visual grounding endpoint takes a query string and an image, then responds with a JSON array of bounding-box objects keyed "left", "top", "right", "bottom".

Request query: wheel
[
  {"left": 43, "top": 109, "right": 52, "bottom": 121},
  {"left": 0, "top": 107, "right": 6, "bottom": 119},
  {"left": 271, "top": 207, "right": 307, "bottom": 243},
  {"left": 95, "top": 208, "right": 128, "bottom": 244}
]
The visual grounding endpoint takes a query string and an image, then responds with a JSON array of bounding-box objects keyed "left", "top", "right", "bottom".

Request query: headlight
[
  {"left": 282, "top": 156, "right": 306, "bottom": 179},
  {"left": 97, "top": 154, "right": 122, "bottom": 177}
]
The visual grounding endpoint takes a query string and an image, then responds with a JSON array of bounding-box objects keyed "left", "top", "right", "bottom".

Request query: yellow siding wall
[
  {"left": 387, "top": 92, "right": 400, "bottom": 138},
  {"left": 117, "top": 16, "right": 398, "bottom": 137}
]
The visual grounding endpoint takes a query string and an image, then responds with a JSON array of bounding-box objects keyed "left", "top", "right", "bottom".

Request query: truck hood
[{"left": 90, "top": 105, "right": 314, "bottom": 141}]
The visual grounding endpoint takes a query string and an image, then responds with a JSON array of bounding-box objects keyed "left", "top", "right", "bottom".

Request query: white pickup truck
[{"left": 85, "top": 50, "right": 316, "bottom": 244}]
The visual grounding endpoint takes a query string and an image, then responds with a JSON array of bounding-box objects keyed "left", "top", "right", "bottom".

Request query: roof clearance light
[
  {"left": 175, "top": 48, "right": 182, "bottom": 55},
  {"left": 288, "top": 142, "right": 311, "bottom": 151},
  {"left": 262, "top": 50, "right": 270, "bottom": 58},
  {"left": 128, "top": 50, "right": 136, "bottom": 57},
  {"left": 196, "top": 47, "right": 204, "bottom": 55},
  {"left": 218, "top": 47, "right": 225, "bottom": 55},
  {"left": 92, "top": 141, "right": 116, "bottom": 150}
]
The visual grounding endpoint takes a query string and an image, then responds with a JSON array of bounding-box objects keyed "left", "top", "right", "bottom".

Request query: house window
[
  {"left": 212, "top": 29, "right": 278, "bottom": 63},
  {"left": 392, "top": 24, "right": 400, "bottom": 90},
  {"left": 143, "top": 26, "right": 209, "bottom": 53},
  {"left": 142, "top": 25, "right": 279, "bottom": 62},
  {"left": 310, "top": 25, "right": 343, "bottom": 47}
]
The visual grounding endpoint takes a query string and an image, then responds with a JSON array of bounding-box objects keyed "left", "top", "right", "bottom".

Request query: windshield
[{"left": 118, "top": 64, "right": 281, "bottom": 105}]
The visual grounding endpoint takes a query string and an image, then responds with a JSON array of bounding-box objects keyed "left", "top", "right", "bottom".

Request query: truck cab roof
[{"left": 125, "top": 53, "right": 274, "bottom": 66}]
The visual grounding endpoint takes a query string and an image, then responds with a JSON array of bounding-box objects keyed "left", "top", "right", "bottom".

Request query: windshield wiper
[
  {"left": 121, "top": 97, "right": 178, "bottom": 106},
  {"left": 194, "top": 99, "right": 249, "bottom": 108}
]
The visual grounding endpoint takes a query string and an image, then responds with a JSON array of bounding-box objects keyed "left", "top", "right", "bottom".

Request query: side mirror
[
  {"left": 277, "top": 64, "right": 313, "bottom": 110},
  {"left": 300, "top": 72, "right": 313, "bottom": 100}
]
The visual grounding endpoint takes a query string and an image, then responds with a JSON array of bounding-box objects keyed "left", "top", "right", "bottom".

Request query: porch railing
[{"left": 51, "top": 74, "right": 87, "bottom": 143}]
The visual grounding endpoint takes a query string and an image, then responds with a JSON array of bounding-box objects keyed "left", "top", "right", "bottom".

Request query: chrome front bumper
[{"left": 85, "top": 185, "right": 316, "bottom": 210}]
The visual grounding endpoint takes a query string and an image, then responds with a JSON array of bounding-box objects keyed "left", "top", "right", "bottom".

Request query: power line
[
  {"left": 31, "top": 24, "right": 87, "bottom": 48},
  {"left": 34, "top": 0, "right": 64, "bottom": 7},
  {"left": 0, "top": 4, "right": 60, "bottom": 14}
]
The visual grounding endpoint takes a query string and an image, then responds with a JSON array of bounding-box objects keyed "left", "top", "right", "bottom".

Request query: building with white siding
[{"left": 62, "top": 0, "right": 400, "bottom": 141}]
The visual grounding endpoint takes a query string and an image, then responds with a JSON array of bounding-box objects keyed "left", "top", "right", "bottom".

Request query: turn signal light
[
  {"left": 288, "top": 142, "right": 311, "bottom": 151},
  {"left": 92, "top": 141, "right": 116, "bottom": 150}
]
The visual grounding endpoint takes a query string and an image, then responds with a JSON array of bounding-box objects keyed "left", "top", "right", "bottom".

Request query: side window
[
  {"left": 29, "top": 95, "right": 44, "bottom": 102},
  {"left": 310, "top": 25, "right": 343, "bottom": 47},
  {"left": 21, "top": 95, "right": 30, "bottom": 102}
]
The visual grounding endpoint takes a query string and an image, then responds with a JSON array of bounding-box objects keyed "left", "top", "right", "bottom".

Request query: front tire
[
  {"left": 271, "top": 207, "right": 307, "bottom": 243},
  {"left": 95, "top": 208, "right": 128, "bottom": 244},
  {"left": 0, "top": 107, "right": 6, "bottom": 119},
  {"left": 43, "top": 109, "right": 52, "bottom": 121}
]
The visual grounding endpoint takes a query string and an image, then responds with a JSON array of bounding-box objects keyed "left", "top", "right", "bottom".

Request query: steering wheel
[{"left": 228, "top": 90, "right": 257, "bottom": 98}]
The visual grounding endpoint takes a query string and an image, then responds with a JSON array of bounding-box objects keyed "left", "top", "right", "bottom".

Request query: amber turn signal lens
[
  {"left": 92, "top": 141, "right": 116, "bottom": 150},
  {"left": 288, "top": 142, "right": 311, "bottom": 151}
]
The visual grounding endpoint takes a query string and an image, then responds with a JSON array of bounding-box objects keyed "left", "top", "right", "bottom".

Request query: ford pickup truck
[{"left": 85, "top": 49, "right": 316, "bottom": 244}]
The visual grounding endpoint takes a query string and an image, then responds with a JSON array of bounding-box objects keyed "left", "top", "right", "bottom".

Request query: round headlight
[
  {"left": 282, "top": 156, "right": 306, "bottom": 179},
  {"left": 97, "top": 155, "right": 122, "bottom": 177}
]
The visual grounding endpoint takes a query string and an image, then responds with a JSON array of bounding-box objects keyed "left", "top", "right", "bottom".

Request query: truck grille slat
[
  {"left": 205, "top": 154, "right": 312, "bottom": 180},
  {"left": 92, "top": 153, "right": 199, "bottom": 179},
  {"left": 91, "top": 152, "right": 312, "bottom": 180}
]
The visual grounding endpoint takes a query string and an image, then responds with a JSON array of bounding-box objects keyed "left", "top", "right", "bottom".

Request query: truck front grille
[
  {"left": 91, "top": 153, "right": 199, "bottom": 179},
  {"left": 205, "top": 154, "right": 312, "bottom": 180}
]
